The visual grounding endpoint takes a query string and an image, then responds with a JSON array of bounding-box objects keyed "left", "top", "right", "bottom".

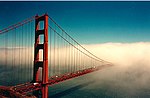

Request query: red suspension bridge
[{"left": 0, "top": 14, "right": 113, "bottom": 98}]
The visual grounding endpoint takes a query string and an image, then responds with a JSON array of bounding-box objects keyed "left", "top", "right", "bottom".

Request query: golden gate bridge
[{"left": 0, "top": 13, "right": 113, "bottom": 98}]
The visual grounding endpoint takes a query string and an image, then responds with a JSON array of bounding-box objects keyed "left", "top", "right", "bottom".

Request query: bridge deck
[{"left": 0, "top": 65, "right": 112, "bottom": 97}]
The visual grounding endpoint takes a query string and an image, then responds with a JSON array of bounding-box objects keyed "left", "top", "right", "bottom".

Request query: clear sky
[{"left": 0, "top": 1, "right": 150, "bottom": 44}]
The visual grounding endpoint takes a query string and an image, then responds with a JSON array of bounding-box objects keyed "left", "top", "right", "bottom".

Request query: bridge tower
[{"left": 33, "top": 14, "right": 49, "bottom": 98}]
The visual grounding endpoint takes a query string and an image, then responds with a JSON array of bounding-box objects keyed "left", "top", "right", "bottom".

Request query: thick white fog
[
  {"left": 1, "top": 42, "right": 150, "bottom": 70},
  {"left": 83, "top": 42, "right": 150, "bottom": 66},
  {"left": 81, "top": 42, "right": 150, "bottom": 97}
]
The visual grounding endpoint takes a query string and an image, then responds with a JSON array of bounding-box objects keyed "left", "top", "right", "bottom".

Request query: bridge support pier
[{"left": 33, "top": 14, "right": 49, "bottom": 98}]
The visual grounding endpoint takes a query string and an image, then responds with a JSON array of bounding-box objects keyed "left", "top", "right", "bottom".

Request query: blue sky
[{"left": 0, "top": 1, "right": 150, "bottom": 44}]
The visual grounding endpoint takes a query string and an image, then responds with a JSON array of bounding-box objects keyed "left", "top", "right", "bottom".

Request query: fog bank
[{"left": 82, "top": 42, "right": 150, "bottom": 97}]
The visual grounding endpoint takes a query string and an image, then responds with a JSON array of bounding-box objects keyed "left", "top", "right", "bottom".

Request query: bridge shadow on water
[{"left": 49, "top": 80, "right": 95, "bottom": 98}]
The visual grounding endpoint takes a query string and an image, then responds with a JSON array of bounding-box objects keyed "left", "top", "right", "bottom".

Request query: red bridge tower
[{"left": 33, "top": 14, "right": 49, "bottom": 98}]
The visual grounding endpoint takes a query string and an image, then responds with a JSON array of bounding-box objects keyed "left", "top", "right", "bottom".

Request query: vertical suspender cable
[
  {"left": 54, "top": 28, "right": 56, "bottom": 76},
  {"left": 21, "top": 25, "right": 23, "bottom": 83},
  {"left": 50, "top": 28, "right": 51, "bottom": 77},
  {"left": 65, "top": 34, "right": 67, "bottom": 73},
  {"left": 14, "top": 28, "right": 16, "bottom": 84}
]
